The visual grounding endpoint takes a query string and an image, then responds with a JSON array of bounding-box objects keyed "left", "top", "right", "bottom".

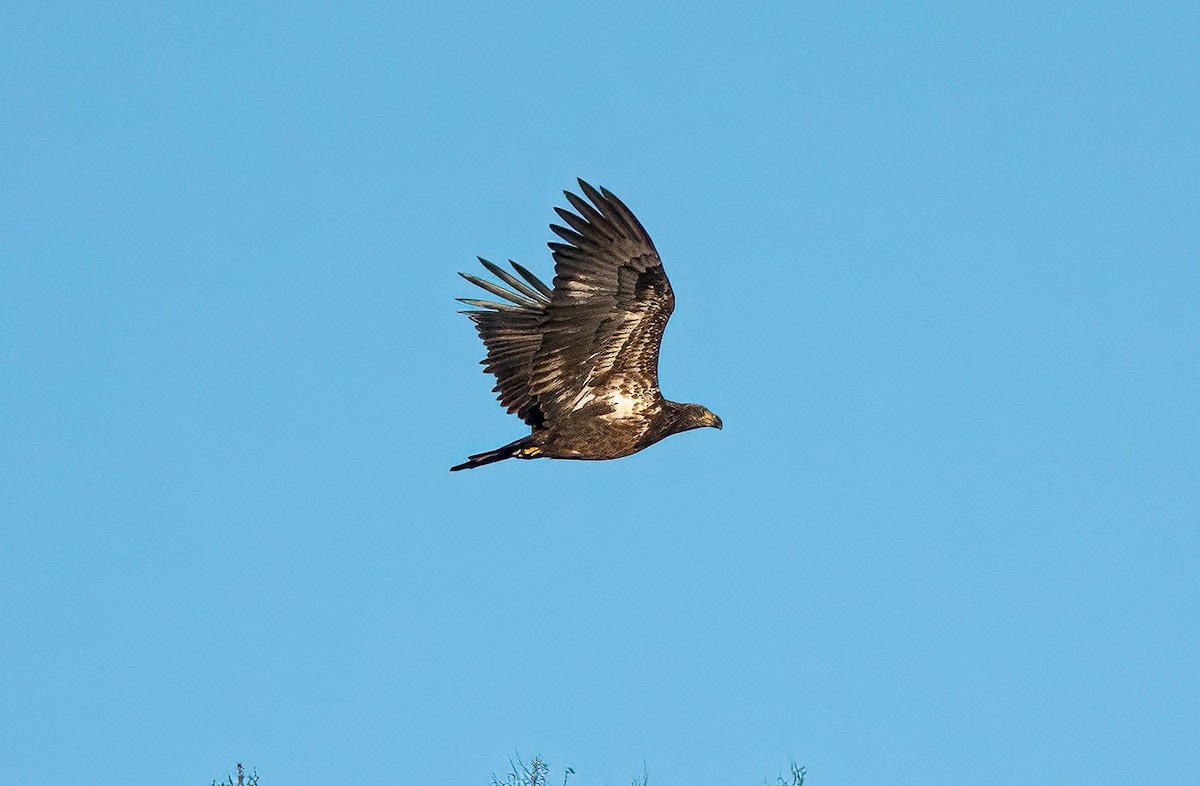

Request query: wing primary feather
[
  {"left": 459, "top": 272, "right": 539, "bottom": 308},
  {"left": 580, "top": 179, "right": 637, "bottom": 239},
  {"left": 478, "top": 258, "right": 548, "bottom": 304},
  {"left": 509, "top": 260, "right": 554, "bottom": 299},
  {"left": 563, "top": 190, "right": 616, "bottom": 239},
  {"left": 456, "top": 297, "right": 525, "bottom": 312},
  {"left": 553, "top": 207, "right": 592, "bottom": 236},
  {"left": 599, "top": 186, "right": 655, "bottom": 248},
  {"left": 576, "top": 178, "right": 605, "bottom": 203},
  {"left": 549, "top": 223, "right": 589, "bottom": 247},
  {"left": 546, "top": 241, "right": 582, "bottom": 257}
]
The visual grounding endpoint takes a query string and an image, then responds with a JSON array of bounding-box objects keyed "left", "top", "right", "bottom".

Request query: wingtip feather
[{"left": 509, "top": 260, "right": 554, "bottom": 298}]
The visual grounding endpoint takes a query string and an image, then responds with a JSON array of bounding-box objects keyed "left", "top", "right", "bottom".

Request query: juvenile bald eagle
[{"left": 451, "top": 180, "right": 721, "bottom": 471}]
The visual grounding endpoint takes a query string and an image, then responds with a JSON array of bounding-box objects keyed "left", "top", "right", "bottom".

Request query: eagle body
[
  {"left": 452, "top": 180, "right": 720, "bottom": 471},
  {"left": 525, "top": 391, "right": 699, "bottom": 461}
]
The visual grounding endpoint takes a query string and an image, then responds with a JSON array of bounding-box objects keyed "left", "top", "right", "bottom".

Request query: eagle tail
[{"left": 450, "top": 437, "right": 540, "bottom": 472}]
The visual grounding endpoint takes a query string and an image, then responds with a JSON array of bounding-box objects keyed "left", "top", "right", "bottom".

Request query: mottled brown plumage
[{"left": 451, "top": 180, "right": 721, "bottom": 471}]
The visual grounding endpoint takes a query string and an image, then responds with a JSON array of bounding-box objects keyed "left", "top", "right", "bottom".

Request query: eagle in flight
[{"left": 451, "top": 179, "right": 721, "bottom": 471}]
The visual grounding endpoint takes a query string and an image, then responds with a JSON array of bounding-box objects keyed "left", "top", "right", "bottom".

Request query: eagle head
[{"left": 671, "top": 402, "right": 723, "bottom": 432}]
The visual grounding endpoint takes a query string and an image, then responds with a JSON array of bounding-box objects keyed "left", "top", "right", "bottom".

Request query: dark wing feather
[
  {"left": 529, "top": 180, "right": 674, "bottom": 421},
  {"left": 459, "top": 258, "right": 552, "bottom": 426}
]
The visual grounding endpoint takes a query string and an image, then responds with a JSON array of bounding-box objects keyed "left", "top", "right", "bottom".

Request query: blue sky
[{"left": 2, "top": 2, "right": 1197, "bottom": 784}]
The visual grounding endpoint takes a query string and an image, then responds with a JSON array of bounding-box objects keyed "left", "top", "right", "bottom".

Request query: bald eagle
[{"left": 451, "top": 180, "right": 721, "bottom": 471}]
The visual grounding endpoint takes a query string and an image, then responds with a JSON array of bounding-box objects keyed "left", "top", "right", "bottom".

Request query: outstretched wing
[
  {"left": 529, "top": 180, "right": 675, "bottom": 422},
  {"left": 458, "top": 258, "right": 553, "bottom": 426}
]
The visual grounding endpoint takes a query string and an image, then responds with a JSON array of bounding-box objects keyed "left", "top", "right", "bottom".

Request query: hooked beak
[{"left": 710, "top": 414, "right": 723, "bottom": 430}]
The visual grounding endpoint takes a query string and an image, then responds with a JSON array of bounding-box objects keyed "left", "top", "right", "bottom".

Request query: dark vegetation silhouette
[
  {"left": 489, "top": 754, "right": 806, "bottom": 786},
  {"left": 207, "top": 756, "right": 807, "bottom": 785},
  {"left": 210, "top": 763, "right": 258, "bottom": 786}
]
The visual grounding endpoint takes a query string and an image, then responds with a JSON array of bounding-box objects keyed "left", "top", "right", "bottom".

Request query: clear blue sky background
[{"left": 1, "top": 3, "right": 1197, "bottom": 784}]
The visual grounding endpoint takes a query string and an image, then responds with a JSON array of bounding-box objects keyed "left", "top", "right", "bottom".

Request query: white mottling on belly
[{"left": 608, "top": 391, "right": 638, "bottom": 418}]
